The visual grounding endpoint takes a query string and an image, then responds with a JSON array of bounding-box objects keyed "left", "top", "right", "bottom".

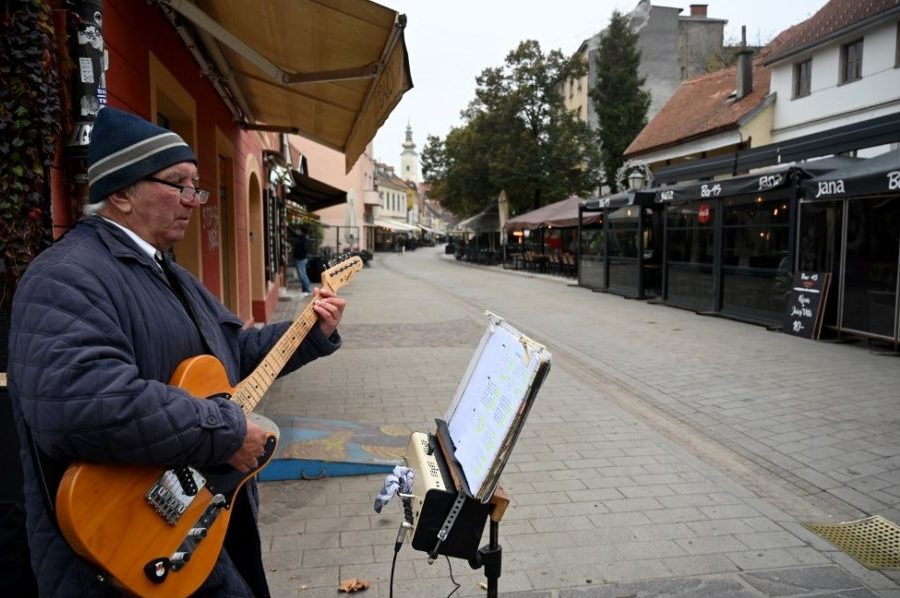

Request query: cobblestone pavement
[{"left": 257, "top": 246, "right": 900, "bottom": 597}]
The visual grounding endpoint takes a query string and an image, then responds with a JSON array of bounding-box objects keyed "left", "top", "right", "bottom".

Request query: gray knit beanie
[{"left": 87, "top": 107, "right": 197, "bottom": 203}]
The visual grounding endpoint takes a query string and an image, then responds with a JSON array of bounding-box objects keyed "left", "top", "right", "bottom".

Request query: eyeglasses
[{"left": 144, "top": 176, "right": 210, "bottom": 205}]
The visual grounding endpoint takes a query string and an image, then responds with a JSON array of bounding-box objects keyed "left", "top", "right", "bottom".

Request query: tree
[
  {"left": 423, "top": 40, "right": 601, "bottom": 217},
  {"left": 589, "top": 11, "right": 650, "bottom": 192},
  {"left": 1, "top": 0, "right": 62, "bottom": 362}
]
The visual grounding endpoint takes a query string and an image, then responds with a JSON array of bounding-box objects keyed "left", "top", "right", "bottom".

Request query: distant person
[{"left": 290, "top": 225, "right": 313, "bottom": 296}]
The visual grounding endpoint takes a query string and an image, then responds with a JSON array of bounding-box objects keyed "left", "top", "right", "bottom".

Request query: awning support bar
[
  {"left": 159, "top": 0, "right": 389, "bottom": 85},
  {"left": 344, "top": 14, "right": 407, "bottom": 151},
  {"left": 284, "top": 65, "right": 379, "bottom": 85}
]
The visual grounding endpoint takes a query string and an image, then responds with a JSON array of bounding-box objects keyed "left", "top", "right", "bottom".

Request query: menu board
[
  {"left": 783, "top": 271, "right": 830, "bottom": 339},
  {"left": 445, "top": 313, "right": 551, "bottom": 501}
]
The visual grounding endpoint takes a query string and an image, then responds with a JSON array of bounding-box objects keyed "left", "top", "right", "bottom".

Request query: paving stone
[
  {"left": 739, "top": 565, "right": 874, "bottom": 596},
  {"left": 255, "top": 251, "right": 898, "bottom": 597}
]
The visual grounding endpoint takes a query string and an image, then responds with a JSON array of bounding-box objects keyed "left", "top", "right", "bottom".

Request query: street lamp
[{"left": 628, "top": 169, "right": 646, "bottom": 191}]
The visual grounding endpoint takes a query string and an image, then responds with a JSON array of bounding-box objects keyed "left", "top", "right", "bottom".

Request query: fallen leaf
[{"left": 338, "top": 578, "right": 370, "bottom": 593}]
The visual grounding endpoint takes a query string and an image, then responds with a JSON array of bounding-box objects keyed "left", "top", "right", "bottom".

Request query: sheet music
[{"left": 447, "top": 320, "right": 548, "bottom": 499}]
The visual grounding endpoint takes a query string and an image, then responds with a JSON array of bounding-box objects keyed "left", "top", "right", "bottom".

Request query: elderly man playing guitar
[{"left": 8, "top": 107, "right": 350, "bottom": 597}]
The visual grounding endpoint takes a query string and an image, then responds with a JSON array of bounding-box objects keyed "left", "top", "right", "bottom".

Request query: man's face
[{"left": 120, "top": 162, "right": 202, "bottom": 251}]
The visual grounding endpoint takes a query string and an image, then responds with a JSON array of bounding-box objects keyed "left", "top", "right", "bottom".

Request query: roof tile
[
  {"left": 625, "top": 63, "right": 770, "bottom": 157},
  {"left": 764, "top": 0, "right": 900, "bottom": 63}
]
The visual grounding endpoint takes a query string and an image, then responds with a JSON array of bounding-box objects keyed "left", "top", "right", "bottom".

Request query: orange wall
[{"left": 100, "top": 0, "right": 272, "bottom": 323}]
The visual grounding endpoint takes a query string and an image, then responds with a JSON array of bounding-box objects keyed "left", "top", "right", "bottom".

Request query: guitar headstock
[{"left": 320, "top": 254, "right": 364, "bottom": 293}]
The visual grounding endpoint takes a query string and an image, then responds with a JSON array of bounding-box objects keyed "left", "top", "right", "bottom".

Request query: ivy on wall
[{"left": 0, "top": 0, "right": 62, "bottom": 313}]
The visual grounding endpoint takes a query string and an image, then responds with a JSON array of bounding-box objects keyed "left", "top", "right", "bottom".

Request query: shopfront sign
[
  {"left": 801, "top": 150, "right": 900, "bottom": 201},
  {"left": 783, "top": 271, "right": 830, "bottom": 339},
  {"left": 697, "top": 203, "right": 710, "bottom": 224},
  {"left": 888, "top": 170, "right": 900, "bottom": 191},
  {"left": 700, "top": 183, "right": 722, "bottom": 198},
  {"left": 814, "top": 179, "right": 845, "bottom": 199},
  {"left": 758, "top": 173, "right": 784, "bottom": 190}
]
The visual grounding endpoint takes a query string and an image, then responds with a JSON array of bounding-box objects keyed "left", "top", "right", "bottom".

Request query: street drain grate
[{"left": 803, "top": 515, "right": 900, "bottom": 570}]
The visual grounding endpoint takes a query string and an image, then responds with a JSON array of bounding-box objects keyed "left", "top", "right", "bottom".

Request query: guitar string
[{"left": 231, "top": 258, "right": 361, "bottom": 412}]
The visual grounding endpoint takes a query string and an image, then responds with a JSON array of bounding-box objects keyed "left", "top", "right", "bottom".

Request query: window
[
  {"left": 840, "top": 38, "right": 863, "bottom": 84},
  {"left": 793, "top": 59, "right": 811, "bottom": 98}
]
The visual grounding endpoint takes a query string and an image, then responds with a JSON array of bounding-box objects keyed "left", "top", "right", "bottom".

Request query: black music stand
[{"left": 407, "top": 313, "right": 549, "bottom": 597}]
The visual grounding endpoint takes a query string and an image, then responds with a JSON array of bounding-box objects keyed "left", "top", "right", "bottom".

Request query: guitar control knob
[
  {"left": 171, "top": 552, "right": 191, "bottom": 565},
  {"left": 189, "top": 527, "right": 208, "bottom": 538}
]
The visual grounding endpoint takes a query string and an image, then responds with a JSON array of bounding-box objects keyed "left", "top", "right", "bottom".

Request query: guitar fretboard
[
  {"left": 232, "top": 301, "right": 319, "bottom": 412},
  {"left": 228, "top": 255, "right": 362, "bottom": 413}
]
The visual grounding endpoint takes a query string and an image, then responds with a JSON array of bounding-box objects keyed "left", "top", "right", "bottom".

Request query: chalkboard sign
[{"left": 783, "top": 271, "right": 831, "bottom": 339}]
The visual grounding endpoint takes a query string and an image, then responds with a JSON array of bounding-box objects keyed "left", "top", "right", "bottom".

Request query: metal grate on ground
[{"left": 803, "top": 514, "right": 900, "bottom": 570}]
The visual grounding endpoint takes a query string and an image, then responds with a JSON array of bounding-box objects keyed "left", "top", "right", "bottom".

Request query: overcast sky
[{"left": 371, "top": 0, "right": 829, "bottom": 170}]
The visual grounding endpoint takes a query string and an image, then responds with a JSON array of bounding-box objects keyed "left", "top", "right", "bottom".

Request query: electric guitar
[{"left": 55, "top": 255, "right": 363, "bottom": 597}]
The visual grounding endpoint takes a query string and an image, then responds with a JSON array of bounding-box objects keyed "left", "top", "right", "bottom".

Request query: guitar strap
[
  {"left": 23, "top": 422, "right": 66, "bottom": 532},
  {"left": 157, "top": 252, "right": 213, "bottom": 355}
]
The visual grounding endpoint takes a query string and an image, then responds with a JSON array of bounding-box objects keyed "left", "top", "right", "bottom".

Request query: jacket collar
[{"left": 84, "top": 215, "right": 160, "bottom": 271}]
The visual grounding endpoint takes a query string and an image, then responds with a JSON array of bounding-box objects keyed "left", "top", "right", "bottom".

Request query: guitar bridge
[{"left": 146, "top": 467, "right": 207, "bottom": 525}]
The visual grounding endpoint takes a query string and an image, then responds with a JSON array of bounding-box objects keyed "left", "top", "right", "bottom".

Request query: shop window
[
  {"left": 841, "top": 198, "right": 899, "bottom": 339},
  {"left": 607, "top": 208, "right": 639, "bottom": 258},
  {"left": 665, "top": 202, "right": 717, "bottom": 311},
  {"left": 840, "top": 38, "right": 863, "bottom": 84},
  {"left": 578, "top": 220, "right": 606, "bottom": 290},
  {"left": 721, "top": 195, "right": 793, "bottom": 323},
  {"left": 793, "top": 59, "right": 811, "bottom": 98},
  {"left": 665, "top": 204, "right": 716, "bottom": 265}
]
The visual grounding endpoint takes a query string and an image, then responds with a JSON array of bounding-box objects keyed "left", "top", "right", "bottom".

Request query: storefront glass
[
  {"left": 579, "top": 219, "right": 605, "bottom": 289},
  {"left": 608, "top": 207, "right": 640, "bottom": 293},
  {"left": 665, "top": 202, "right": 716, "bottom": 311},
  {"left": 842, "top": 197, "right": 899, "bottom": 339},
  {"left": 798, "top": 201, "right": 844, "bottom": 330},
  {"left": 721, "top": 195, "right": 792, "bottom": 323}
]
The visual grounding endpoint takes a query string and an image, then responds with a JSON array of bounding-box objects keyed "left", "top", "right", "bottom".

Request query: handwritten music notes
[{"left": 446, "top": 314, "right": 551, "bottom": 501}]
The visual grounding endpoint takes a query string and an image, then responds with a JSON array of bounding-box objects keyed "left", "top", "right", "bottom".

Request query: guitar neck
[
  {"left": 232, "top": 300, "right": 319, "bottom": 412},
  {"left": 227, "top": 254, "right": 363, "bottom": 413}
]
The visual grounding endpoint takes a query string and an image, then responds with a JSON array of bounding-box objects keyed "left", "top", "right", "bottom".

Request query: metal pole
[{"left": 486, "top": 519, "right": 499, "bottom": 598}]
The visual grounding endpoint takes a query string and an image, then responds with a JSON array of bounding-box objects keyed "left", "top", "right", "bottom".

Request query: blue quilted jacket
[{"left": 7, "top": 216, "right": 340, "bottom": 596}]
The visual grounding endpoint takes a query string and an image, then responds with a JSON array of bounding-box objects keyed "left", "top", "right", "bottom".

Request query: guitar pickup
[{"left": 146, "top": 468, "right": 207, "bottom": 525}]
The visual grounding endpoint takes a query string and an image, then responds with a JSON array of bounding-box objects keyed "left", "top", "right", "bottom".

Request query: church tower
[{"left": 400, "top": 121, "right": 418, "bottom": 183}]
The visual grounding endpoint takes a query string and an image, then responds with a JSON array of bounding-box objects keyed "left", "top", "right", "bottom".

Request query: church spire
[
  {"left": 400, "top": 120, "right": 418, "bottom": 183},
  {"left": 402, "top": 120, "right": 416, "bottom": 151}
]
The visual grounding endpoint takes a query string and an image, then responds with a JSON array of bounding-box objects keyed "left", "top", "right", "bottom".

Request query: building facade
[
  {"left": 590, "top": 0, "right": 900, "bottom": 342},
  {"left": 36, "top": 0, "right": 410, "bottom": 325},
  {"left": 564, "top": 1, "right": 727, "bottom": 128}
]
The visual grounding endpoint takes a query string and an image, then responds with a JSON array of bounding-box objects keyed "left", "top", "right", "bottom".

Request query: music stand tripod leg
[{"left": 469, "top": 518, "right": 501, "bottom": 598}]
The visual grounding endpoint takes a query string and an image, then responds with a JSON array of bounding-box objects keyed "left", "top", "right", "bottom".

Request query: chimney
[
  {"left": 736, "top": 25, "right": 754, "bottom": 100},
  {"left": 689, "top": 4, "right": 707, "bottom": 17}
]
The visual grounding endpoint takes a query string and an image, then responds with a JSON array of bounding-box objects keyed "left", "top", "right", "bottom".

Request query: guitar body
[{"left": 56, "top": 355, "right": 279, "bottom": 598}]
